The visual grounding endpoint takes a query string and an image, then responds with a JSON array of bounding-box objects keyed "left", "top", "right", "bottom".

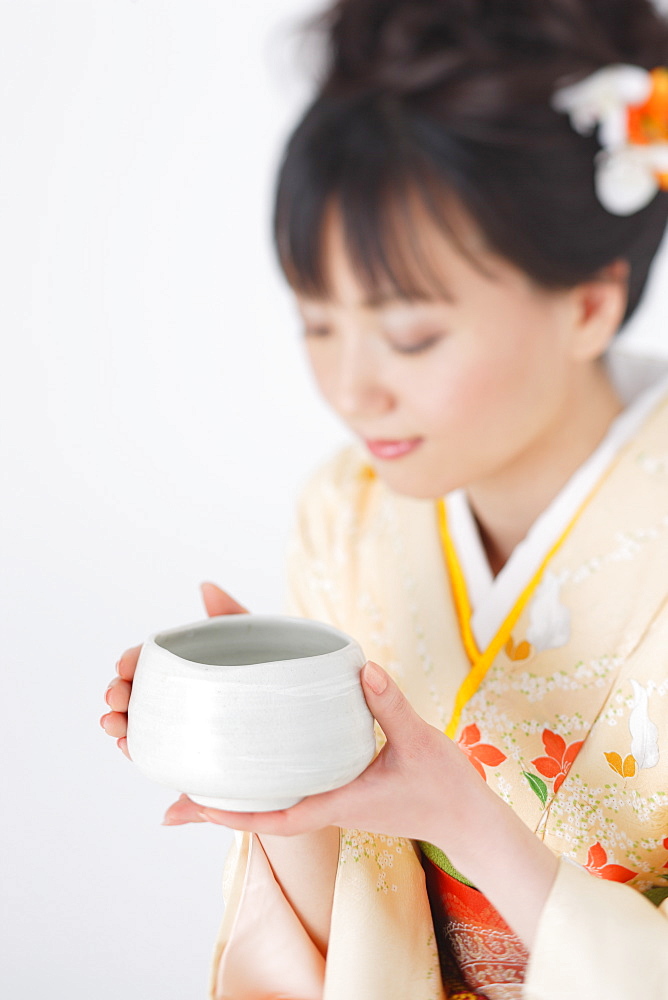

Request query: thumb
[
  {"left": 200, "top": 582, "right": 249, "bottom": 618},
  {"left": 162, "top": 793, "right": 209, "bottom": 826},
  {"left": 360, "top": 661, "right": 418, "bottom": 741}
]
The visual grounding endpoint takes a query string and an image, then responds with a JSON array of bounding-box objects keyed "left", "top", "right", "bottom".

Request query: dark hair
[{"left": 273, "top": 0, "right": 668, "bottom": 327}]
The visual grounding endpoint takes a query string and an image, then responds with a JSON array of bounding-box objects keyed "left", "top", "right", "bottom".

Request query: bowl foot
[{"left": 188, "top": 792, "right": 303, "bottom": 813}]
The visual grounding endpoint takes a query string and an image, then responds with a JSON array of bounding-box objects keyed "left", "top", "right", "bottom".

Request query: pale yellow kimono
[{"left": 209, "top": 374, "right": 668, "bottom": 999}]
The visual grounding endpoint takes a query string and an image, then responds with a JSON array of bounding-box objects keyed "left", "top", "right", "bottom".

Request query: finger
[
  {"left": 117, "top": 736, "right": 132, "bottom": 761},
  {"left": 105, "top": 677, "right": 132, "bottom": 712},
  {"left": 200, "top": 582, "right": 249, "bottom": 618},
  {"left": 196, "top": 804, "right": 308, "bottom": 835},
  {"left": 162, "top": 794, "right": 211, "bottom": 826},
  {"left": 196, "top": 783, "right": 342, "bottom": 836},
  {"left": 360, "top": 661, "right": 422, "bottom": 745},
  {"left": 117, "top": 644, "right": 142, "bottom": 682},
  {"left": 100, "top": 711, "right": 127, "bottom": 739}
]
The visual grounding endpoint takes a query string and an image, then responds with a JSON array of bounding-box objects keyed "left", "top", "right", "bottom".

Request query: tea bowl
[{"left": 126, "top": 614, "right": 376, "bottom": 812}]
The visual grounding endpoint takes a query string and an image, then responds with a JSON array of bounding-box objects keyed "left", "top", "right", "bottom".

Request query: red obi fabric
[{"left": 421, "top": 853, "right": 529, "bottom": 1000}]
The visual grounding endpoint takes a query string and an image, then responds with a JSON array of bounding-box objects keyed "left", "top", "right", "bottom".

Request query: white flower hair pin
[{"left": 552, "top": 64, "right": 668, "bottom": 215}]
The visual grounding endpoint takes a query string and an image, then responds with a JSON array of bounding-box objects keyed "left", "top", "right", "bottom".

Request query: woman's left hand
[
  {"left": 164, "top": 659, "right": 561, "bottom": 948},
  {"left": 162, "top": 659, "right": 492, "bottom": 855}
]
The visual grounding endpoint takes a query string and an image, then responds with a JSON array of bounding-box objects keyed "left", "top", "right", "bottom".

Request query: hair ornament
[{"left": 551, "top": 63, "right": 668, "bottom": 215}]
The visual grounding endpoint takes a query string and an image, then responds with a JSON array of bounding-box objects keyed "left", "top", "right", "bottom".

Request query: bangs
[{"left": 273, "top": 95, "right": 496, "bottom": 302}]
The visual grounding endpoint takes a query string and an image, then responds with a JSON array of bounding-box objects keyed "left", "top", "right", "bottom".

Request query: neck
[{"left": 466, "top": 361, "right": 623, "bottom": 577}]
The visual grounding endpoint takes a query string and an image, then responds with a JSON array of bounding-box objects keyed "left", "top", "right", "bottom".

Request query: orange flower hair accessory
[{"left": 552, "top": 64, "right": 668, "bottom": 215}]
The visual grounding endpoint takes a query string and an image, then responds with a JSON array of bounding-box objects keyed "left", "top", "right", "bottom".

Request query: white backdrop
[{"left": 1, "top": 2, "right": 666, "bottom": 997}]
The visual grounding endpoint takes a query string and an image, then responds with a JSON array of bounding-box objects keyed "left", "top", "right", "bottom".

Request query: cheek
[
  {"left": 418, "top": 333, "right": 562, "bottom": 436},
  {"left": 416, "top": 354, "right": 511, "bottom": 426}
]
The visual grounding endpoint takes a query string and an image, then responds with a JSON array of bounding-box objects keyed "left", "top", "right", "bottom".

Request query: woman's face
[{"left": 294, "top": 206, "right": 604, "bottom": 501}]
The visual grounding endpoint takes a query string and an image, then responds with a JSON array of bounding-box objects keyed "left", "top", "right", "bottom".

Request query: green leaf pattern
[{"left": 523, "top": 771, "right": 548, "bottom": 807}]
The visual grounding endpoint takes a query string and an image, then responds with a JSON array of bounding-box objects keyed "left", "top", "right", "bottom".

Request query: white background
[{"left": 1, "top": 2, "right": 666, "bottom": 997}]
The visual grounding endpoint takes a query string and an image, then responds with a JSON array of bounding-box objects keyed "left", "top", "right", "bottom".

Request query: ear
[{"left": 569, "top": 258, "right": 630, "bottom": 362}]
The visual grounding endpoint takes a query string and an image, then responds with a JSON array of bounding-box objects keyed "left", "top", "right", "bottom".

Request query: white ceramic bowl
[{"left": 126, "top": 614, "right": 376, "bottom": 811}]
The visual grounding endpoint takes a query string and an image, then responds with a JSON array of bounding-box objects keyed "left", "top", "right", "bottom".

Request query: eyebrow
[
  {"left": 297, "top": 286, "right": 458, "bottom": 310},
  {"left": 368, "top": 288, "right": 460, "bottom": 310},
  {"left": 360, "top": 291, "right": 455, "bottom": 307}
]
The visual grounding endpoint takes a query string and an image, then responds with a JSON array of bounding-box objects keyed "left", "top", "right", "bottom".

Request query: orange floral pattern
[
  {"left": 532, "top": 729, "right": 584, "bottom": 793},
  {"left": 627, "top": 67, "right": 668, "bottom": 188},
  {"left": 505, "top": 636, "right": 532, "bottom": 661},
  {"left": 627, "top": 67, "right": 668, "bottom": 144},
  {"left": 585, "top": 842, "right": 636, "bottom": 883},
  {"left": 604, "top": 751, "right": 637, "bottom": 778},
  {"left": 457, "top": 724, "right": 506, "bottom": 782}
]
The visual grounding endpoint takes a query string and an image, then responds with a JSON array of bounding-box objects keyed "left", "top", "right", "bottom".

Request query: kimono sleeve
[
  {"left": 207, "top": 450, "right": 357, "bottom": 999},
  {"left": 208, "top": 830, "right": 326, "bottom": 1000},
  {"left": 524, "top": 856, "right": 668, "bottom": 998},
  {"left": 281, "top": 452, "right": 358, "bottom": 628}
]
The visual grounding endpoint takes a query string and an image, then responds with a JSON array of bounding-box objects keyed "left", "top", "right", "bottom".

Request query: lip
[{"left": 363, "top": 437, "right": 423, "bottom": 459}]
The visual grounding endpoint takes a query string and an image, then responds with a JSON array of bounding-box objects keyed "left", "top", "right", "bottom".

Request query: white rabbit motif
[
  {"left": 629, "top": 679, "right": 660, "bottom": 770},
  {"left": 525, "top": 571, "right": 571, "bottom": 652}
]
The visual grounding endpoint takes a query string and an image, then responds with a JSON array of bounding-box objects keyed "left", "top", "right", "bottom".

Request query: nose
[{"left": 333, "top": 339, "right": 394, "bottom": 421}]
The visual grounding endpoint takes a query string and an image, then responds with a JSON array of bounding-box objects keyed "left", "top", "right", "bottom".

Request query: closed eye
[
  {"left": 303, "top": 325, "right": 331, "bottom": 339},
  {"left": 392, "top": 335, "right": 442, "bottom": 355}
]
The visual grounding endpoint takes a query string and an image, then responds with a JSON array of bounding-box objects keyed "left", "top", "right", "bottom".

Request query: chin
[{"left": 371, "top": 465, "right": 454, "bottom": 501}]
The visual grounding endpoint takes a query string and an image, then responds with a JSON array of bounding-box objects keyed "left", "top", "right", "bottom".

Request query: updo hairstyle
[{"left": 273, "top": 0, "right": 668, "bottom": 328}]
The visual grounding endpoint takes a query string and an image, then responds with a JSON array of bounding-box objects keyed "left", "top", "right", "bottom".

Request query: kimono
[{"left": 208, "top": 345, "right": 668, "bottom": 1000}]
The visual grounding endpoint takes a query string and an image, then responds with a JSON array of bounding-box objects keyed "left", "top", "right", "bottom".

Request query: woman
[{"left": 102, "top": 1, "right": 668, "bottom": 996}]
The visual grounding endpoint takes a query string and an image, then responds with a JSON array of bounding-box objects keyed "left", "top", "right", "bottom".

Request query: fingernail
[
  {"left": 197, "top": 810, "right": 211, "bottom": 822},
  {"left": 115, "top": 658, "right": 122, "bottom": 675},
  {"left": 363, "top": 661, "right": 387, "bottom": 695},
  {"left": 105, "top": 680, "right": 117, "bottom": 705},
  {"left": 161, "top": 815, "right": 178, "bottom": 826},
  {"left": 99, "top": 714, "right": 109, "bottom": 731}
]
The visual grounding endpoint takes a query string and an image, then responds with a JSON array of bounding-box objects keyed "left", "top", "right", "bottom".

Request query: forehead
[{"left": 305, "top": 196, "right": 509, "bottom": 310}]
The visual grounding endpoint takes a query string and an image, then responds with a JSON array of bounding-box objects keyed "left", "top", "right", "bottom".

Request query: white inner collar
[{"left": 444, "top": 344, "right": 668, "bottom": 652}]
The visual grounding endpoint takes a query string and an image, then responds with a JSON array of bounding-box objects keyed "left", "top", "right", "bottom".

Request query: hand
[
  {"left": 163, "top": 660, "right": 491, "bottom": 852},
  {"left": 100, "top": 583, "right": 249, "bottom": 764},
  {"left": 162, "top": 657, "right": 560, "bottom": 948}
]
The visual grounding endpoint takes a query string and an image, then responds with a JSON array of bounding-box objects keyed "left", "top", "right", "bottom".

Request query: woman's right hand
[{"left": 100, "top": 582, "right": 249, "bottom": 760}]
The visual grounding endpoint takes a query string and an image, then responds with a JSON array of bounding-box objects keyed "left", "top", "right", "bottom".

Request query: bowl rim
[{"left": 143, "top": 613, "right": 361, "bottom": 671}]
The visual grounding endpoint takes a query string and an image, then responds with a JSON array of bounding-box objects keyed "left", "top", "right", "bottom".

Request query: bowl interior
[{"left": 154, "top": 616, "right": 349, "bottom": 666}]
